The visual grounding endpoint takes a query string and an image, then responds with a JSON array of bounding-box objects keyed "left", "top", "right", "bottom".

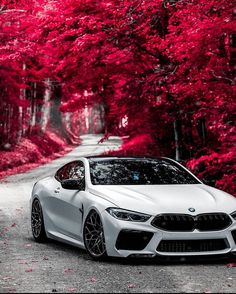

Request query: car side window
[
  {"left": 55, "top": 161, "right": 85, "bottom": 182},
  {"left": 68, "top": 161, "right": 85, "bottom": 180},
  {"left": 56, "top": 162, "right": 76, "bottom": 182}
]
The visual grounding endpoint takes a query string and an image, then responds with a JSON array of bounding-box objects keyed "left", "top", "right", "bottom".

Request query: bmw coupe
[{"left": 30, "top": 156, "right": 236, "bottom": 260}]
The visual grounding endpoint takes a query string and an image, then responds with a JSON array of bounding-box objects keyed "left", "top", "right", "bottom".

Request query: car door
[{"left": 51, "top": 161, "right": 85, "bottom": 241}]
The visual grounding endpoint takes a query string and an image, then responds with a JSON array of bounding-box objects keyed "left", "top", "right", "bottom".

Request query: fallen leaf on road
[
  {"left": 3, "top": 277, "right": 12, "bottom": 281},
  {"left": 43, "top": 256, "right": 49, "bottom": 260},
  {"left": 3, "top": 239, "right": 9, "bottom": 245},
  {"left": 7, "top": 288, "right": 16, "bottom": 292},
  {"left": 90, "top": 277, "right": 97, "bottom": 283},
  {"left": 68, "top": 288, "right": 77, "bottom": 292},
  {"left": 128, "top": 283, "right": 136, "bottom": 289},
  {"left": 24, "top": 244, "right": 32, "bottom": 248},
  {"left": 11, "top": 223, "right": 17, "bottom": 227},
  {"left": 25, "top": 268, "right": 33, "bottom": 273},
  {"left": 18, "top": 261, "right": 28, "bottom": 265},
  {"left": 226, "top": 263, "right": 236, "bottom": 267},
  {"left": 64, "top": 268, "right": 75, "bottom": 273},
  {"left": 3, "top": 227, "right": 9, "bottom": 232}
]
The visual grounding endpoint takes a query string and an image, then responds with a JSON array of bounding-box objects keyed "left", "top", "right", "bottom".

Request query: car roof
[{"left": 86, "top": 155, "right": 172, "bottom": 162}]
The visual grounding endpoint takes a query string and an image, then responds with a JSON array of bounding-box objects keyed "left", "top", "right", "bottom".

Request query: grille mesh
[
  {"left": 157, "top": 239, "right": 228, "bottom": 253},
  {"left": 151, "top": 213, "right": 232, "bottom": 232}
]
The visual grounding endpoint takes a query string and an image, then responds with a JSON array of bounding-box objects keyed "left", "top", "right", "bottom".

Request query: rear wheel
[
  {"left": 31, "top": 198, "right": 47, "bottom": 242},
  {"left": 83, "top": 210, "right": 107, "bottom": 260}
]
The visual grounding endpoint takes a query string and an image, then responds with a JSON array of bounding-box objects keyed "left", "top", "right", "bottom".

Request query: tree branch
[
  {"left": 170, "top": 65, "right": 178, "bottom": 74},
  {"left": 133, "top": 40, "right": 169, "bottom": 64},
  {"left": 211, "top": 70, "right": 235, "bottom": 84},
  {"left": 0, "top": 9, "right": 25, "bottom": 15},
  {"left": 163, "top": 0, "right": 193, "bottom": 9}
]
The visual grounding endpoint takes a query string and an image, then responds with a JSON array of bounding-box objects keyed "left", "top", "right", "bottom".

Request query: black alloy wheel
[
  {"left": 31, "top": 198, "right": 47, "bottom": 242},
  {"left": 83, "top": 210, "right": 107, "bottom": 260}
]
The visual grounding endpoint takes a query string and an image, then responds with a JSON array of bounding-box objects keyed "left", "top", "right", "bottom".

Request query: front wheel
[
  {"left": 83, "top": 210, "right": 107, "bottom": 260},
  {"left": 31, "top": 198, "right": 47, "bottom": 242}
]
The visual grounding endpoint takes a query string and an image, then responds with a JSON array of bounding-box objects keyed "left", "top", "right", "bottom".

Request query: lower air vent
[
  {"left": 116, "top": 230, "right": 153, "bottom": 250},
  {"left": 232, "top": 230, "right": 236, "bottom": 244},
  {"left": 157, "top": 239, "right": 228, "bottom": 253}
]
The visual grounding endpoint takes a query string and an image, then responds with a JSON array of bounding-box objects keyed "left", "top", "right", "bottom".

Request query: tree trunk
[
  {"left": 41, "top": 78, "right": 51, "bottom": 132},
  {"left": 173, "top": 119, "right": 182, "bottom": 161},
  {"left": 197, "top": 117, "right": 206, "bottom": 146},
  {"left": 17, "top": 63, "right": 26, "bottom": 142},
  {"left": 29, "top": 82, "right": 37, "bottom": 134},
  {"left": 50, "top": 82, "right": 63, "bottom": 130}
]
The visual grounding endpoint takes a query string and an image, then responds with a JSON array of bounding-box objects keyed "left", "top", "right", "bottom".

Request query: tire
[
  {"left": 83, "top": 210, "right": 107, "bottom": 260},
  {"left": 31, "top": 198, "right": 47, "bottom": 242}
]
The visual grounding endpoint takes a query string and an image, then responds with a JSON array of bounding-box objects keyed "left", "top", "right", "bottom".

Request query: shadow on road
[{"left": 27, "top": 235, "right": 236, "bottom": 267}]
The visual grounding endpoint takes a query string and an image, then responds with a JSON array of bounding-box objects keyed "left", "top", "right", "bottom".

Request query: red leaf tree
[{"left": 0, "top": 0, "right": 235, "bottom": 195}]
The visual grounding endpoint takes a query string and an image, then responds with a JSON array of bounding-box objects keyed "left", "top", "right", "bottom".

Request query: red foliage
[
  {"left": 187, "top": 151, "right": 236, "bottom": 196},
  {"left": 0, "top": 0, "right": 235, "bottom": 196},
  {"left": 105, "top": 134, "right": 156, "bottom": 157},
  {"left": 0, "top": 130, "right": 72, "bottom": 180}
]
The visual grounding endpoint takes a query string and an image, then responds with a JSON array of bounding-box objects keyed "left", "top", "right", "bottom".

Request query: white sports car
[{"left": 31, "top": 156, "right": 236, "bottom": 260}]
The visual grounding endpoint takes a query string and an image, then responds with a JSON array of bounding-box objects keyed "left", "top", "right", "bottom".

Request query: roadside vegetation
[{"left": 0, "top": 0, "right": 235, "bottom": 195}]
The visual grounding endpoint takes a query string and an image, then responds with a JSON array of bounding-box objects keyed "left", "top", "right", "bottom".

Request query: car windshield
[{"left": 89, "top": 158, "right": 200, "bottom": 185}]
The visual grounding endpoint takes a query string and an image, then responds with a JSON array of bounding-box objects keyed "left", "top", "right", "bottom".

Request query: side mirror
[{"left": 61, "top": 179, "right": 85, "bottom": 190}]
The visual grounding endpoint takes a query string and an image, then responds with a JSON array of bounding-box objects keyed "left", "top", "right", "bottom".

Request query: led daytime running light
[{"left": 106, "top": 208, "right": 151, "bottom": 222}]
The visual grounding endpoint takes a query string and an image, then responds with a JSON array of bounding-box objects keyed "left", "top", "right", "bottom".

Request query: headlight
[
  {"left": 231, "top": 211, "right": 236, "bottom": 220},
  {"left": 106, "top": 208, "right": 151, "bottom": 222}
]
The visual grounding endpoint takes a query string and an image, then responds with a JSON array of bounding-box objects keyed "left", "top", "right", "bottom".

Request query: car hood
[{"left": 89, "top": 184, "right": 236, "bottom": 215}]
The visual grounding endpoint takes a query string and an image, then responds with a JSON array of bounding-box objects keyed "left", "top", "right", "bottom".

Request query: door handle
[{"left": 54, "top": 187, "right": 60, "bottom": 193}]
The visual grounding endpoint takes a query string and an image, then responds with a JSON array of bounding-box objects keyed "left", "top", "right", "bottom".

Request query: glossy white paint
[{"left": 31, "top": 157, "right": 236, "bottom": 258}]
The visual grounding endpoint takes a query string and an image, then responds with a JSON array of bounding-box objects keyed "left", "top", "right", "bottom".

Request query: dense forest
[{"left": 0, "top": 0, "right": 235, "bottom": 195}]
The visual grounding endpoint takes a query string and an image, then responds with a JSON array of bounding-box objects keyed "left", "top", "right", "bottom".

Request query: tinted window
[
  {"left": 56, "top": 161, "right": 85, "bottom": 182},
  {"left": 68, "top": 162, "right": 85, "bottom": 180},
  {"left": 89, "top": 158, "right": 200, "bottom": 185}
]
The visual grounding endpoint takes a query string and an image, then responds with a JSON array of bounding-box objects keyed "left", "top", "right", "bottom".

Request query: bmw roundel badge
[{"left": 188, "top": 208, "right": 195, "bottom": 212}]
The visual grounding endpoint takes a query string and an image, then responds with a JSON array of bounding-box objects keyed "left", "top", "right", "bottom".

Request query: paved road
[{"left": 0, "top": 134, "right": 235, "bottom": 293}]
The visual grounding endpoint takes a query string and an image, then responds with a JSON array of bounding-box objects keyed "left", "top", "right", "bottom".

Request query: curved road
[{"left": 0, "top": 134, "right": 235, "bottom": 293}]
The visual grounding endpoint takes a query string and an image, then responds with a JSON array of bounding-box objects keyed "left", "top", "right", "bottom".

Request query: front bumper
[{"left": 101, "top": 211, "right": 236, "bottom": 258}]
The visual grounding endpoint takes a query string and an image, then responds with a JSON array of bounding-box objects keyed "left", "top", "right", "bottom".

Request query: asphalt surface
[{"left": 0, "top": 134, "right": 235, "bottom": 293}]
